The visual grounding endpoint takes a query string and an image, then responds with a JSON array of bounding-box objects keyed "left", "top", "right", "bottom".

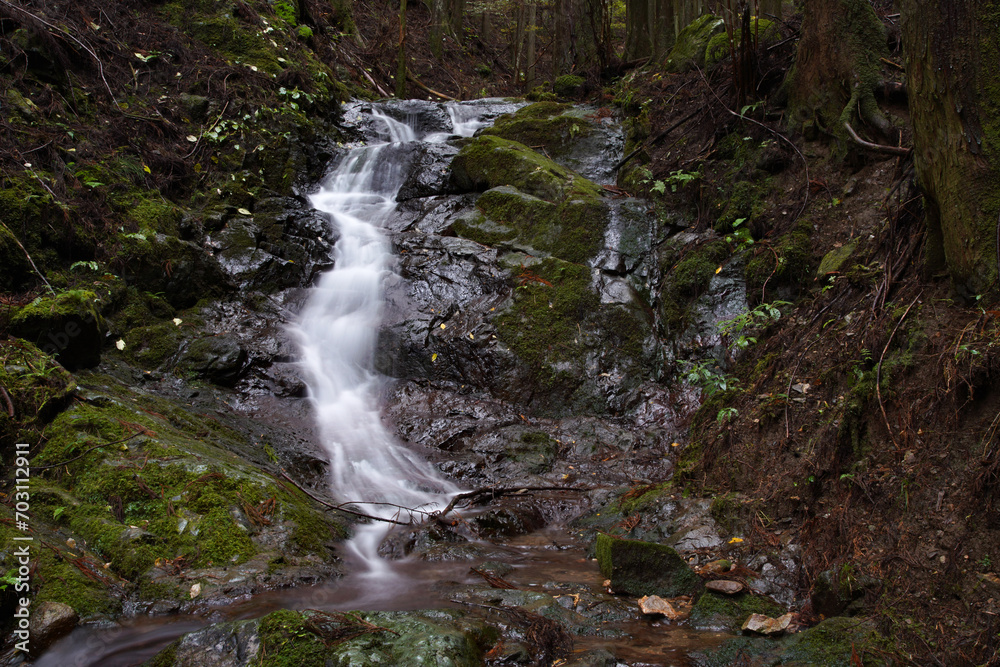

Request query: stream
[{"left": 28, "top": 100, "right": 751, "bottom": 666}]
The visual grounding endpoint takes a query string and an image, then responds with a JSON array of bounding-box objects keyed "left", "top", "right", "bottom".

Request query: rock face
[{"left": 595, "top": 534, "right": 703, "bottom": 597}]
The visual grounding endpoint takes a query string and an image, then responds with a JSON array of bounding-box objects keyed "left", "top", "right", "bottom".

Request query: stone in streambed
[
  {"left": 595, "top": 534, "right": 702, "bottom": 598},
  {"left": 28, "top": 601, "right": 78, "bottom": 655},
  {"left": 637, "top": 595, "right": 688, "bottom": 620},
  {"left": 705, "top": 579, "right": 745, "bottom": 595},
  {"left": 742, "top": 612, "right": 794, "bottom": 636}
]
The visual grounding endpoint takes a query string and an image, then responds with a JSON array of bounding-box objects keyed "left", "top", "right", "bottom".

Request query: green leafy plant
[
  {"left": 682, "top": 359, "right": 734, "bottom": 396},
  {"left": 718, "top": 301, "right": 788, "bottom": 351},
  {"left": 716, "top": 406, "right": 739, "bottom": 424},
  {"left": 0, "top": 569, "right": 18, "bottom": 591}
]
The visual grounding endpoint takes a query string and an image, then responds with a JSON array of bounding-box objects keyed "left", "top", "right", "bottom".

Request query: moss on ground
[
  {"left": 481, "top": 102, "right": 592, "bottom": 158},
  {"left": 595, "top": 533, "right": 703, "bottom": 597},
  {"left": 688, "top": 590, "right": 786, "bottom": 632}
]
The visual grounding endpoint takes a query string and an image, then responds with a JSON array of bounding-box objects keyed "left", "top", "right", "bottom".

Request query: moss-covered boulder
[
  {"left": 595, "top": 533, "right": 703, "bottom": 597},
  {"left": 554, "top": 75, "right": 586, "bottom": 98},
  {"left": 688, "top": 589, "right": 786, "bottom": 632},
  {"left": 705, "top": 19, "right": 780, "bottom": 67},
  {"left": 450, "top": 135, "right": 601, "bottom": 202},
  {"left": 454, "top": 185, "right": 608, "bottom": 264},
  {"left": 0, "top": 340, "right": 75, "bottom": 445},
  {"left": 479, "top": 102, "right": 591, "bottom": 160},
  {"left": 10, "top": 291, "right": 105, "bottom": 369},
  {"left": 116, "top": 233, "right": 232, "bottom": 309},
  {"left": 665, "top": 15, "right": 725, "bottom": 73},
  {"left": 147, "top": 608, "right": 496, "bottom": 667},
  {"left": 178, "top": 334, "right": 248, "bottom": 386}
]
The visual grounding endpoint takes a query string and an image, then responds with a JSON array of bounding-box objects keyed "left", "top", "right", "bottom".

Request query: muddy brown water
[{"left": 34, "top": 525, "right": 730, "bottom": 667}]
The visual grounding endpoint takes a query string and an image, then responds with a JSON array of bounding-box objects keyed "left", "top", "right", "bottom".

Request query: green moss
[
  {"left": 595, "top": 533, "right": 702, "bottom": 597},
  {"left": 617, "top": 482, "right": 671, "bottom": 515},
  {"left": 0, "top": 340, "right": 75, "bottom": 446},
  {"left": 456, "top": 186, "right": 606, "bottom": 264},
  {"left": 705, "top": 19, "right": 779, "bottom": 67},
  {"left": 665, "top": 15, "right": 725, "bottom": 73},
  {"left": 553, "top": 75, "right": 585, "bottom": 98},
  {"left": 745, "top": 227, "right": 813, "bottom": 297},
  {"left": 258, "top": 609, "right": 328, "bottom": 667},
  {"left": 172, "top": 12, "right": 282, "bottom": 75},
  {"left": 496, "top": 258, "right": 598, "bottom": 376},
  {"left": 688, "top": 590, "right": 786, "bottom": 632},
  {"left": 451, "top": 135, "right": 602, "bottom": 202},
  {"left": 505, "top": 431, "right": 558, "bottom": 473},
  {"left": 782, "top": 616, "right": 886, "bottom": 666}
]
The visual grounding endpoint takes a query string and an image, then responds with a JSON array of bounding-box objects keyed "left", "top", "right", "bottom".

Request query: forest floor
[{"left": 2, "top": 0, "right": 1000, "bottom": 664}]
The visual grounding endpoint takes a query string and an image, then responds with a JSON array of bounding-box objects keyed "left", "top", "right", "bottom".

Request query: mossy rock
[
  {"left": 480, "top": 103, "right": 594, "bottom": 161},
  {"left": 817, "top": 239, "right": 858, "bottom": 276},
  {"left": 692, "top": 615, "right": 888, "bottom": 666},
  {"left": 150, "top": 608, "right": 495, "bottom": 666},
  {"left": 595, "top": 533, "right": 703, "bottom": 597},
  {"left": 688, "top": 589, "right": 786, "bottom": 632},
  {"left": 744, "top": 226, "right": 813, "bottom": 298},
  {"left": 810, "top": 564, "right": 880, "bottom": 617},
  {"left": 504, "top": 431, "right": 559, "bottom": 474},
  {"left": 116, "top": 233, "right": 232, "bottom": 308},
  {"left": 705, "top": 19, "right": 780, "bottom": 67},
  {"left": 10, "top": 291, "right": 105, "bottom": 370},
  {"left": 177, "top": 334, "right": 248, "bottom": 386},
  {"left": 665, "top": 15, "right": 725, "bottom": 73},
  {"left": 455, "top": 185, "right": 607, "bottom": 264},
  {"left": 553, "top": 75, "right": 586, "bottom": 98},
  {"left": 450, "top": 135, "right": 602, "bottom": 202},
  {"left": 0, "top": 340, "right": 75, "bottom": 444}
]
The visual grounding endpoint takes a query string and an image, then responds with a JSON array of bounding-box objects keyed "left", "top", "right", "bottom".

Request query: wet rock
[
  {"left": 595, "top": 534, "right": 702, "bottom": 598},
  {"left": 471, "top": 502, "right": 546, "bottom": 539},
  {"left": 705, "top": 579, "right": 745, "bottom": 595},
  {"left": 567, "top": 648, "right": 618, "bottom": 666},
  {"left": 179, "top": 334, "right": 248, "bottom": 386},
  {"left": 701, "top": 559, "right": 732, "bottom": 574},
  {"left": 118, "top": 232, "right": 232, "bottom": 308},
  {"left": 741, "top": 612, "right": 794, "bottom": 636},
  {"left": 28, "top": 602, "right": 78, "bottom": 655},
  {"left": 637, "top": 595, "right": 687, "bottom": 620},
  {"left": 396, "top": 142, "right": 461, "bottom": 201},
  {"left": 817, "top": 239, "right": 859, "bottom": 276}
]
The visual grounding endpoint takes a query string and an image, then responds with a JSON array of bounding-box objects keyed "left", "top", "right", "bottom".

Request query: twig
[
  {"left": 876, "top": 293, "right": 921, "bottom": 450},
  {"left": 843, "top": 122, "right": 912, "bottom": 157},
  {"left": 278, "top": 469, "right": 411, "bottom": 526},
  {"left": 33, "top": 431, "right": 144, "bottom": 470},
  {"left": 880, "top": 57, "right": 905, "bottom": 71}
]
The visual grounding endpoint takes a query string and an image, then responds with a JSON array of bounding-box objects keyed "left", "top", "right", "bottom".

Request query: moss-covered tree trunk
[
  {"left": 901, "top": 2, "right": 1000, "bottom": 296},
  {"left": 786, "top": 0, "right": 891, "bottom": 140}
]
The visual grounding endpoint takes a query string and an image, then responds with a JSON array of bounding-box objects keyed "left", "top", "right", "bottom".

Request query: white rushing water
[{"left": 295, "top": 105, "right": 476, "bottom": 573}]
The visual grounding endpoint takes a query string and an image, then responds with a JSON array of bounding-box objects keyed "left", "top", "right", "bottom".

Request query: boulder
[
  {"left": 595, "top": 534, "right": 702, "bottom": 598},
  {"left": 665, "top": 15, "right": 726, "bottom": 73},
  {"left": 28, "top": 601, "right": 78, "bottom": 655},
  {"left": 742, "top": 612, "right": 794, "bottom": 636},
  {"left": 637, "top": 595, "right": 688, "bottom": 620},
  {"left": 10, "top": 290, "right": 105, "bottom": 370}
]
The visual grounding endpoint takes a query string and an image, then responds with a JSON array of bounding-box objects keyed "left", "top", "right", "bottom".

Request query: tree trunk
[
  {"left": 624, "top": 0, "right": 673, "bottom": 61},
  {"left": 759, "top": 0, "right": 781, "bottom": 21},
  {"left": 786, "top": 0, "right": 891, "bottom": 141},
  {"left": 901, "top": 1, "right": 1000, "bottom": 296},
  {"left": 554, "top": 0, "right": 572, "bottom": 76},
  {"left": 397, "top": 0, "right": 407, "bottom": 97},
  {"left": 526, "top": 0, "right": 537, "bottom": 89}
]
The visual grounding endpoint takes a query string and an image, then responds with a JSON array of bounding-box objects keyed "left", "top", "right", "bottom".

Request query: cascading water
[{"left": 294, "top": 106, "right": 474, "bottom": 571}]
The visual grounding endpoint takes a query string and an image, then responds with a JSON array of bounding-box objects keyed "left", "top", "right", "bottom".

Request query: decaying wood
[{"left": 844, "top": 122, "right": 912, "bottom": 157}]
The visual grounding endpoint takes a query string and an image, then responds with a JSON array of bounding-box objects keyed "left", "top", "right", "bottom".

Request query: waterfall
[{"left": 295, "top": 105, "right": 477, "bottom": 570}]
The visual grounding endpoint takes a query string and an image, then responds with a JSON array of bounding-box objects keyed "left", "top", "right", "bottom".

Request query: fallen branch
[
  {"left": 278, "top": 469, "right": 411, "bottom": 526},
  {"left": 1, "top": 219, "right": 56, "bottom": 297},
  {"left": 434, "top": 485, "right": 583, "bottom": 518},
  {"left": 614, "top": 107, "right": 701, "bottom": 172},
  {"left": 33, "top": 431, "right": 144, "bottom": 470},
  {"left": 876, "top": 293, "right": 921, "bottom": 450},
  {"left": 843, "top": 122, "right": 912, "bottom": 157},
  {"left": 407, "top": 73, "right": 457, "bottom": 101}
]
